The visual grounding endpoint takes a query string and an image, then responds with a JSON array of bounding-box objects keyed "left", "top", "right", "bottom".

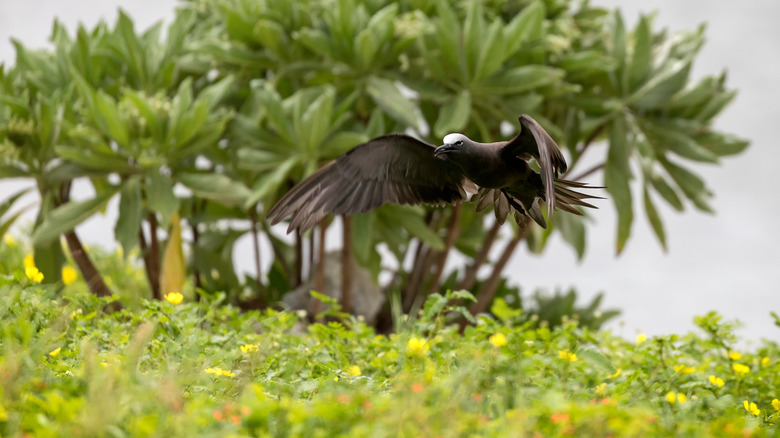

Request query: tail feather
[{"left": 552, "top": 179, "right": 602, "bottom": 216}]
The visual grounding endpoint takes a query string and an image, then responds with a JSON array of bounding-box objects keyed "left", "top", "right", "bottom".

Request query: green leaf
[
  {"left": 433, "top": 90, "right": 471, "bottom": 138},
  {"left": 630, "top": 60, "right": 691, "bottom": 109},
  {"left": 649, "top": 173, "right": 684, "bottom": 211},
  {"left": 504, "top": 1, "right": 544, "bottom": 54},
  {"left": 366, "top": 77, "right": 419, "bottom": 129},
  {"left": 251, "top": 82, "right": 293, "bottom": 144},
  {"left": 177, "top": 172, "right": 251, "bottom": 207},
  {"left": 247, "top": 159, "right": 297, "bottom": 209},
  {"left": 94, "top": 91, "right": 130, "bottom": 146},
  {"left": 556, "top": 212, "right": 586, "bottom": 260},
  {"left": 643, "top": 186, "right": 667, "bottom": 251},
  {"left": 320, "top": 131, "right": 369, "bottom": 157},
  {"left": 146, "top": 171, "right": 180, "bottom": 224},
  {"left": 696, "top": 132, "right": 749, "bottom": 157},
  {"left": 115, "top": 176, "right": 143, "bottom": 254},
  {"left": 604, "top": 161, "right": 634, "bottom": 254},
  {"left": 33, "top": 189, "right": 118, "bottom": 245},
  {"left": 478, "top": 66, "right": 564, "bottom": 95},
  {"left": 628, "top": 15, "right": 652, "bottom": 90},
  {"left": 379, "top": 205, "right": 443, "bottom": 250},
  {"left": 661, "top": 159, "right": 713, "bottom": 213},
  {"left": 351, "top": 212, "right": 375, "bottom": 264},
  {"left": 577, "top": 348, "right": 616, "bottom": 374},
  {"left": 609, "top": 11, "right": 627, "bottom": 94},
  {"left": 491, "top": 297, "right": 523, "bottom": 323},
  {"left": 641, "top": 120, "right": 719, "bottom": 163}
]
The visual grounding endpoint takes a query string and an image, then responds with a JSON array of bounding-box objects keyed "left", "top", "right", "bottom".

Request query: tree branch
[
  {"left": 457, "top": 219, "right": 502, "bottom": 291},
  {"left": 428, "top": 202, "right": 462, "bottom": 294}
]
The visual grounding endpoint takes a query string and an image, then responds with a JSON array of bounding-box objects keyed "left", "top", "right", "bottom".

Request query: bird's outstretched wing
[
  {"left": 267, "top": 134, "right": 468, "bottom": 233},
  {"left": 500, "top": 114, "right": 568, "bottom": 220}
]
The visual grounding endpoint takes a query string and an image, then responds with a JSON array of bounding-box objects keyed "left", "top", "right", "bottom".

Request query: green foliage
[
  {"left": 0, "top": 0, "right": 748, "bottom": 312},
  {"left": 0, "top": 273, "right": 778, "bottom": 437}
]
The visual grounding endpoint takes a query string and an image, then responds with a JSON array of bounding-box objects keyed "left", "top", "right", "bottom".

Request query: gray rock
[{"left": 282, "top": 251, "right": 384, "bottom": 323}]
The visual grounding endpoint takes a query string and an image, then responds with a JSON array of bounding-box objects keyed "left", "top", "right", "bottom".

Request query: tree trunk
[
  {"left": 293, "top": 229, "right": 303, "bottom": 288},
  {"left": 457, "top": 220, "right": 502, "bottom": 291},
  {"left": 428, "top": 202, "right": 462, "bottom": 294},
  {"left": 249, "top": 207, "right": 266, "bottom": 308},
  {"left": 310, "top": 218, "right": 327, "bottom": 321},
  {"left": 340, "top": 215, "right": 353, "bottom": 314},
  {"left": 469, "top": 218, "right": 530, "bottom": 315},
  {"left": 139, "top": 215, "right": 161, "bottom": 300},
  {"left": 64, "top": 230, "right": 122, "bottom": 312},
  {"left": 190, "top": 220, "right": 202, "bottom": 300}
]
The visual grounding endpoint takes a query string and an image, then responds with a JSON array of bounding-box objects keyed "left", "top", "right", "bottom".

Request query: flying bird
[{"left": 268, "top": 114, "right": 601, "bottom": 233}]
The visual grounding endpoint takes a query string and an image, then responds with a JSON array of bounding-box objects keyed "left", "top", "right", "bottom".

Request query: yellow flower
[
  {"left": 24, "top": 254, "right": 35, "bottom": 269},
  {"left": 728, "top": 351, "right": 742, "bottom": 360},
  {"left": 240, "top": 344, "right": 259, "bottom": 354},
  {"left": 732, "top": 363, "right": 750, "bottom": 374},
  {"left": 677, "top": 393, "right": 687, "bottom": 403},
  {"left": 48, "top": 347, "right": 61, "bottom": 357},
  {"left": 164, "top": 292, "right": 184, "bottom": 305},
  {"left": 595, "top": 383, "right": 606, "bottom": 394},
  {"left": 3, "top": 234, "right": 16, "bottom": 247},
  {"left": 407, "top": 337, "right": 429, "bottom": 356},
  {"left": 665, "top": 392, "right": 677, "bottom": 403},
  {"left": 346, "top": 366, "right": 361, "bottom": 376},
  {"left": 61, "top": 266, "right": 78, "bottom": 285},
  {"left": 772, "top": 399, "right": 780, "bottom": 411},
  {"left": 666, "top": 392, "right": 686, "bottom": 404},
  {"left": 205, "top": 367, "right": 234, "bottom": 377},
  {"left": 25, "top": 266, "right": 44, "bottom": 283},
  {"left": 708, "top": 375, "right": 724, "bottom": 387},
  {"left": 743, "top": 400, "right": 760, "bottom": 416},
  {"left": 636, "top": 333, "right": 647, "bottom": 344},
  {"left": 674, "top": 365, "right": 696, "bottom": 374},
  {"left": 761, "top": 357, "right": 771, "bottom": 367},
  {"left": 489, "top": 333, "right": 507, "bottom": 347},
  {"left": 608, "top": 368, "right": 622, "bottom": 379},
  {"left": 558, "top": 350, "right": 578, "bottom": 362}
]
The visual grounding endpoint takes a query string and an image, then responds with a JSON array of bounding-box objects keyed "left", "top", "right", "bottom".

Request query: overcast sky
[{"left": 1, "top": 0, "right": 778, "bottom": 342}]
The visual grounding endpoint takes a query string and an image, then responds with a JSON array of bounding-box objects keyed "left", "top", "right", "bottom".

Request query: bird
[{"left": 267, "top": 114, "right": 601, "bottom": 233}]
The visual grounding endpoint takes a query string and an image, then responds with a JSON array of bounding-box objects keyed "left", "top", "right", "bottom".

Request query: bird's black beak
[{"left": 433, "top": 144, "right": 453, "bottom": 159}]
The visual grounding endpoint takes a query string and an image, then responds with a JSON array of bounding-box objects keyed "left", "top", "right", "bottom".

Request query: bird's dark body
[{"left": 268, "top": 115, "right": 600, "bottom": 232}]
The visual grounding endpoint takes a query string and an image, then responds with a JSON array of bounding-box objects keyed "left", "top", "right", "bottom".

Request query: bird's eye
[{"left": 455, "top": 140, "right": 463, "bottom": 146}]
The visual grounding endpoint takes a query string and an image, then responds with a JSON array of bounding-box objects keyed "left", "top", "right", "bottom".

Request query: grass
[{"left": 1, "top": 241, "right": 779, "bottom": 436}]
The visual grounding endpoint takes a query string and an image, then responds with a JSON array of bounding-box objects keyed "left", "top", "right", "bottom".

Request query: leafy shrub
[{"left": 1, "top": 269, "right": 777, "bottom": 436}]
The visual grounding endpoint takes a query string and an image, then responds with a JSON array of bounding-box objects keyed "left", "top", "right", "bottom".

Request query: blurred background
[{"left": 1, "top": 0, "right": 777, "bottom": 341}]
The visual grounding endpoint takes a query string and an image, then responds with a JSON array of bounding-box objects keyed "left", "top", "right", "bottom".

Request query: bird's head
[{"left": 434, "top": 133, "right": 471, "bottom": 160}]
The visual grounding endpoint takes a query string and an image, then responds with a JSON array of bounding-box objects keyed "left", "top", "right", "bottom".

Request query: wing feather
[
  {"left": 501, "top": 114, "right": 568, "bottom": 222},
  {"left": 268, "top": 134, "right": 467, "bottom": 233}
]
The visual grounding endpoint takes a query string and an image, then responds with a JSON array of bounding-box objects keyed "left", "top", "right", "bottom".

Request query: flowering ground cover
[{"left": 0, "top": 241, "right": 779, "bottom": 436}]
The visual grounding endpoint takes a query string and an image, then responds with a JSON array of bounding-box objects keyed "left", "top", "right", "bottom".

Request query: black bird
[{"left": 268, "top": 114, "right": 601, "bottom": 233}]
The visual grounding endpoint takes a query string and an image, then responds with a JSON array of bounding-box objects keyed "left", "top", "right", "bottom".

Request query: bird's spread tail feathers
[{"left": 472, "top": 180, "right": 602, "bottom": 229}]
